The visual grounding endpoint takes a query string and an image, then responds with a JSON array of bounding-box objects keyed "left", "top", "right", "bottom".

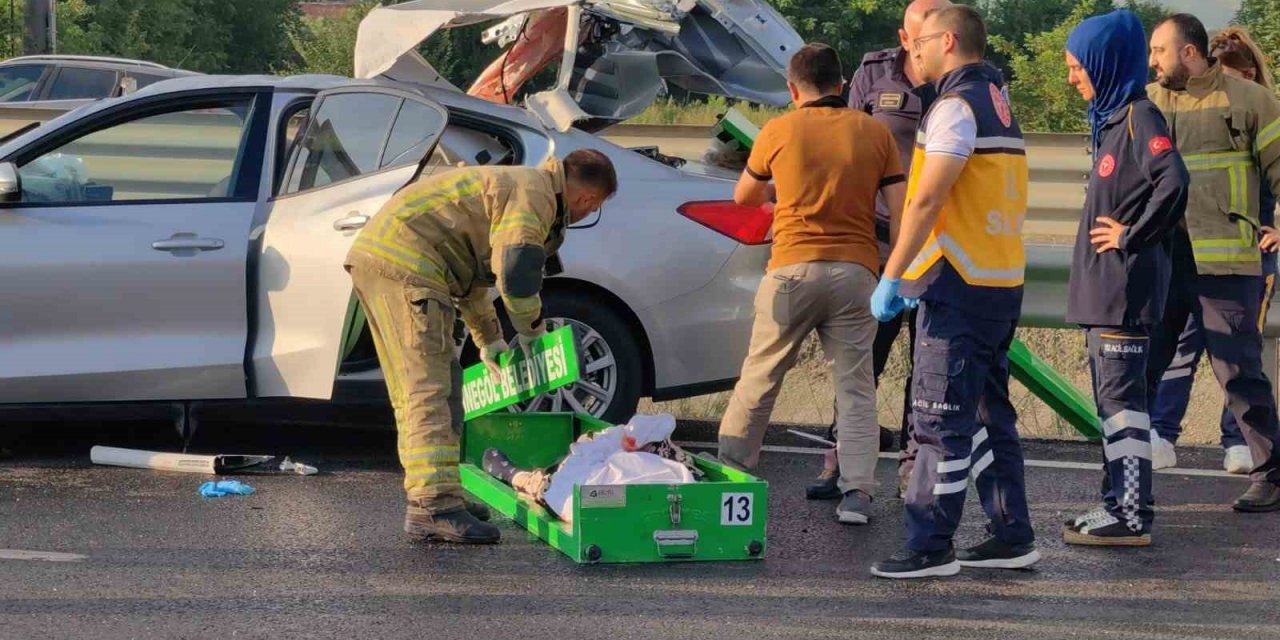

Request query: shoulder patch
[
  {"left": 1148, "top": 136, "right": 1172, "bottom": 156},
  {"left": 1098, "top": 154, "right": 1116, "bottom": 178},
  {"left": 989, "top": 83, "right": 1012, "bottom": 128}
]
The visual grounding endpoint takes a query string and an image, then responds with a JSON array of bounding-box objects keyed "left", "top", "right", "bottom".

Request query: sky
[{"left": 1158, "top": 0, "right": 1239, "bottom": 29}]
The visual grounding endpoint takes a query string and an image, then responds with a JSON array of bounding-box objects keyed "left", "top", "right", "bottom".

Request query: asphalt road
[{"left": 1, "top": 414, "right": 1278, "bottom": 640}]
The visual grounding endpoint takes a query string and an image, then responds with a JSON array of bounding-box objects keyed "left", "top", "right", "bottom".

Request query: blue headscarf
[{"left": 1066, "top": 10, "right": 1149, "bottom": 154}]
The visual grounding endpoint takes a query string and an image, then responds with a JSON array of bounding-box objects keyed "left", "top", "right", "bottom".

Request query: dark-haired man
[
  {"left": 869, "top": 5, "right": 1038, "bottom": 579},
  {"left": 718, "top": 42, "right": 907, "bottom": 525},
  {"left": 1146, "top": 13, "right": 1280, "bottom": 512},
  {"left": 806, "top": 0, "right": 954, "bottom": 504},
  {"left": 345, "top": 149, "right": 617, "bottom": 544}
]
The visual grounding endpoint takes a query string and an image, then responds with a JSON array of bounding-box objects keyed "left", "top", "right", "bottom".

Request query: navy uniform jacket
[
  {"left": 1066, "top": 98, "right": 1189, "bottom": 326},
  {"left": 848, "top": 47, "right": 935, "bottom": 259}
]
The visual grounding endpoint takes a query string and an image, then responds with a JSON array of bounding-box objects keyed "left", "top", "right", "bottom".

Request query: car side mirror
[
  {"left": 0, "top": 162, "right": 20, "bottom": 203},
  {"left": 114, "top": 76, "right": 138, "bottom": 98}
]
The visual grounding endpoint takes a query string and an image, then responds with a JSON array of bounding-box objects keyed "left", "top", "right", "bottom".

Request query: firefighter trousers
[
  {"left": 1148, "top": 274, "right": 1280, "bottom": 485},
  {"left": 1085, "top": 327, "right": 1155, "bottom": 533},
  {"left": 904, "top": 300, "right": 1035, "bottom": 552},
  {"left": 348, "top": 265, "right": 466, "bottom": 512}
]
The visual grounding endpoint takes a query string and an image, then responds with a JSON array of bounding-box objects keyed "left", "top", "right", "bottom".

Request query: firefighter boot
[{"left": 405, "top": 502, "right": 501, "bottom": 544}]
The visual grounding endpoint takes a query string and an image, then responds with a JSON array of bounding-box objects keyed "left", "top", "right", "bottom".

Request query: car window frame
[
  {"left": 41, "top": 65, "right": 121, "bottom": 101},
  {"left": 276, "top": 86, "right": 448, "bottom": 201},
  {"left": 0, "top": 62, "right": 54, "bottom": 103},
  {"left": 3, "top": 87, "right": 273, "bottom": 209}
]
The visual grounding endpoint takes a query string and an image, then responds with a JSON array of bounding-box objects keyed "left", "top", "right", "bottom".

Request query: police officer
[
  {"left": 344, "top": 150, "right": 617, "bottom": 544},
  {"left": 1061, "top": 10, "right": 1189, "bottom": 546},
  {"left": 869, "top": 5, "right": 1038, "bottom": 579},
  {"left": 806, "top": 0, "right": 953, "bottom": 502},
  {"left": 1147, "top": 14, "right": 1280, "bottom": 512}
]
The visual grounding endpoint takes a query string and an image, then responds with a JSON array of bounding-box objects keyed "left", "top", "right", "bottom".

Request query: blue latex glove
[
  {"left": 199, "top": 480, "right": 255, "bottom": 498},
  {"left": 870, "top": 277, "right": 906, "bottom": 322}
]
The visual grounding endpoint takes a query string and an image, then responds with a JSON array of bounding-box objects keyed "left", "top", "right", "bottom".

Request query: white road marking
[
  {"left": 0, "top": 549, "right": 87, "bottom": 562},
  {"left": 676, "top": 441, "right": 1248, "bottom": 480}
]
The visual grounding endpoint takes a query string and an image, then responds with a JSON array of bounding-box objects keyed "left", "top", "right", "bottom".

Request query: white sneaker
[
  {"left": 1151, "top": 434, "right": 1177, "bottom": 470},
  {"left": 1223, "top": 445, "right": 1254, "bottom": 475}
]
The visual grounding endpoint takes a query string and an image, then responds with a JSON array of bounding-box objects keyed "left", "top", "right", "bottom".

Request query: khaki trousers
[
  {"left": 348, "top": 265, "right": 465, "bottom": 512},
  {"left": 718, "top": 261, "right": 880, "bottom": 495}
]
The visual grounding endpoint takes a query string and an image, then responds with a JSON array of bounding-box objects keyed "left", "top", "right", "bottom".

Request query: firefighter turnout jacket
[
  {"left": 345, "top": 158, "right": 568, "bottom": 345},
  {"left": 1148, "top": 63, "right": 1280, "bottom": 276}
]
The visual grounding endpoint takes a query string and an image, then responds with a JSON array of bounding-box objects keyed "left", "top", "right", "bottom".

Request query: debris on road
[
  {"left": 90, "top": 446, "right": 274, "bottom": 474},
  {"left": 198, "top": 480, "right": 256, "bottom": 498},
  {"left": 279, "top": 457, "right": 318, "bottom": 476}
]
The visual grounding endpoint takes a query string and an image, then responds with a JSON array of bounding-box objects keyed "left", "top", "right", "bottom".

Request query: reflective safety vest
[
  {"left": 1149, "top": 64, "right": 1280, "bottom": 276},
  {"left": 902, "top": 64, "right": 1028, "bottom": 298}
]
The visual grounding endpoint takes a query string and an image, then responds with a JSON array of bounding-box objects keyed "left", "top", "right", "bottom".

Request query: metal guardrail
[{"left": 604, "top": 125, "right": 1280, "bottom": 338}]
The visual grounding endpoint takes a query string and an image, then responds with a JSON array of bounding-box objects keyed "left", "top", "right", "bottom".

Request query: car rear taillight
[{"left": 677, "top": 200, "right": 773, "bottom": 245}]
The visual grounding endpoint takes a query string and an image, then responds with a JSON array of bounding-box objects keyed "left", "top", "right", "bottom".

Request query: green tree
[{"left": 995, "top": 0, "right": 1167, "bottom": 132}]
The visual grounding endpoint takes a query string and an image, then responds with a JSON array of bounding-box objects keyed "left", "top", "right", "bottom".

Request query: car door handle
[
  {"left": 152, "top": 235, "right": 225, "bottom": 252},
  {"left": 333, "top": 213, "right": 369, "bottom": 231}
]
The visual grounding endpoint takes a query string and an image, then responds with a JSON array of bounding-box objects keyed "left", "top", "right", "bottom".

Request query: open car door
[
  {"left": 355, "top": 0, "right": 802, "bottom": 130},
  {"left": 251, "top": 85, "right": 448, "bottom": 399}
]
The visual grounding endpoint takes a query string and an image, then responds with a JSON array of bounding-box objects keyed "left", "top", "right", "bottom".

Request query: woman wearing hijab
[{"left": 1061, "top": 10, "right": 1190, "bottom": 546}]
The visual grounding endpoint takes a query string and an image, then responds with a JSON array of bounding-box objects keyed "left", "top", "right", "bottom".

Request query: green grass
[{"left": 627, "top": 98, "right": 786, "bottom": 127}]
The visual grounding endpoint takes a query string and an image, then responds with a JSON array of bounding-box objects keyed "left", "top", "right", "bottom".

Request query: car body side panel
[{"left": 0, "top": 201, "right": 254, "bottom": 402}]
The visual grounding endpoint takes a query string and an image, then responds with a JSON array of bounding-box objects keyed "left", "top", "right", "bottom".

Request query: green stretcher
[{"left": 459, "top": 326, "right": 769, "bottom": 564}]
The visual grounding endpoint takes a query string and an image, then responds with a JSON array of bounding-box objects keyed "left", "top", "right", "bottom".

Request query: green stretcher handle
[{"left": 1007, "top": 338, "right": 1101, "bottom": 441}]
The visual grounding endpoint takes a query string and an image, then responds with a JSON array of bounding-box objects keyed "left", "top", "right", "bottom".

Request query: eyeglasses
[{"left": 912, "top": 31, "right": 951, "bottom": 51}]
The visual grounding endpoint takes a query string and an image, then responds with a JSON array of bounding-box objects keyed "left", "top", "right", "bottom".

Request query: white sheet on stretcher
[{"left": 543, "top": 413, "right": 693, "bottom": 521}]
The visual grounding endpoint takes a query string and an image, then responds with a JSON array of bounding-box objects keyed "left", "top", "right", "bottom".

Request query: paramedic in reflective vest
[
  {"left": 868, "top": 5, "right": 1038, "bottom": 579},
  {"left": 1061, "top": 10, "right": 1189, "bottom": 546},
  {"left": 1147, "top": 13, "right": 1280, "bottom": 513},
  {"left": 344, "top": 150, "right": 617, "bottom": 544},
  {"left": 806, "top": 0, "right": 952, "bottom": 502}
]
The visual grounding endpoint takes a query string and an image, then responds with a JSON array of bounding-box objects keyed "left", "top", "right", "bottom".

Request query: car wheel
[{"left": 509, "top": 290, "right": 643, "bottom": 424}]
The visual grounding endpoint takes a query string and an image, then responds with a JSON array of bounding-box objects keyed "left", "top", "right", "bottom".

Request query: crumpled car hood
[{"left": 354, "top": 0, "right": 803, "bottom": 131}]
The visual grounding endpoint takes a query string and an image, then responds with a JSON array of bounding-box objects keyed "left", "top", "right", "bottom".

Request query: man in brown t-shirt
[{"left": 718, "top": 42, "right": 906, "bottom": 525}]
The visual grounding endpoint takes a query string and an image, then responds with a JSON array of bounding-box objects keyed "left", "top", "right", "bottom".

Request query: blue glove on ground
[
  {"left": 199, "top": 480, "right": 255, "bottom": 498},
  {"left": 870, "top": 277, "right": 906, "bottom": 322}
]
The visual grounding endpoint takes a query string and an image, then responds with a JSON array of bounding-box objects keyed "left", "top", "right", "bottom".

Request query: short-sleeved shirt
[{"left": 746, "top": 95, "right": 904, "bottom": 273}]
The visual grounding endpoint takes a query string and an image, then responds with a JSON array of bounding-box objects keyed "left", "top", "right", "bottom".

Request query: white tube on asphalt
[{"left": 89, "top": 446, "right": 273, "bottom": 474}]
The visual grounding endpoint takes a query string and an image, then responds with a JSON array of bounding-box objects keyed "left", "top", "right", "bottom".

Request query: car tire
[{"left": 513, "top": 289, "right": 643, "bottom": 425}]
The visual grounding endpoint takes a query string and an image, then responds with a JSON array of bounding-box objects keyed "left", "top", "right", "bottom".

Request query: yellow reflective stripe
[
  {"left": 1182, "top": 150, "right": 1252, "bottom": 165},
  {"left": 1229, "top": 164, "right": 1241, "bottom": 214},
  {"left": 504, "top": 295, "right": 540, "bottom": 315},
  {"left": 353, "top": 238, "right": 447, "bottom": 284},
  {"left": 402, "top": 448, "right": 459, "bottom": 463},
  {"left": 492, "top": 211, "right": 545, "bottom": 237},
  {"left": 1258, "top": 117, "right": 1280, "bottom": 153},
  {"left": 375, "top": 296, "right": 405, "bottom": 409}
]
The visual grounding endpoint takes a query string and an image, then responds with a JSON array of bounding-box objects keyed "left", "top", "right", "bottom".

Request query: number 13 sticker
[{"left": 721, "top": 492, "right": 753, "bottom": 526}]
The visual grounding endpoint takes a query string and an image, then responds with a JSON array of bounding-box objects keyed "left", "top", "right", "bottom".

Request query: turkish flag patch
[
  {"left": 1148, "top": 136, "right": 1173, "bottom": 156},
  {"left": 1098, "top": 154, "right": 1116, "bottom": 178}
]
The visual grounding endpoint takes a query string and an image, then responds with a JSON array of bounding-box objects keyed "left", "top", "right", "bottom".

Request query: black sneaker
[
  {"left": 870, "top": 546, "right": 960, "bottom": 579},
  {"left": 957, "top": 536, "right": 1041, "bottom": 569},
  {"left": 1062, "top": 510, "right": 1150, "bottom": 546}
]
